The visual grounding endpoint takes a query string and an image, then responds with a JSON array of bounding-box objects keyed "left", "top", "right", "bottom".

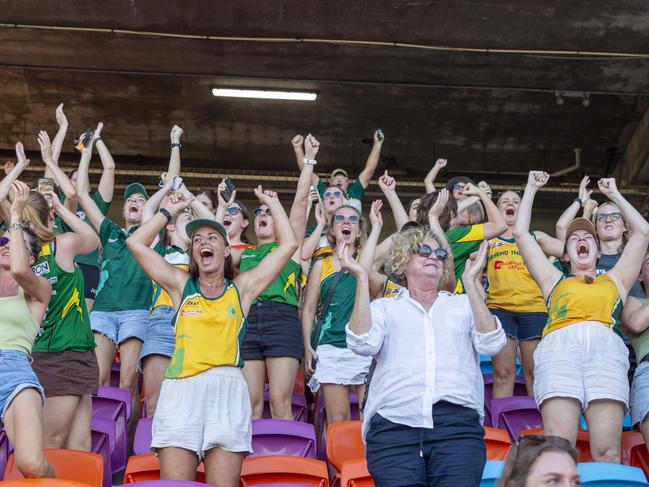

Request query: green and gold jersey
[{"left": 446, "top": 224, "right": 485, "bottom": 294}]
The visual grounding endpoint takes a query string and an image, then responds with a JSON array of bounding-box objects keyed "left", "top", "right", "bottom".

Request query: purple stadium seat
[
  {"left": 134, "top": 417, "right": 154, "bottom": 455},
  {"left": 491, "top": 396, "right": 542, "bottom": 441},
  {"left": 0, "top": 429, "right": 9, "bottom": 481},
  {"left": 97, "top": 385, "right": 132, "bottom": 420},
  {"left": 483, "top": 374, "right": 528, "bottom": 427},
  {"left": 127, "top": 481, "right": 209, "bottom": 486},
  {"left": 315, "top": 392, "right": 361, "bottom": 462},
  {"left": 91, "top": 429, "right": 112, "bottom": 487},
  {"left": 251, "top": 419, "right": 317, "bottom": 458},
  {"left": 261, "top": 392, "right": 308, "bottom": 423},
  {"left": 92, "top": 396, "right": 128, "bottom": 473},
  {"left": 110, "top": 362, "right": 120, "bottom": 388}
]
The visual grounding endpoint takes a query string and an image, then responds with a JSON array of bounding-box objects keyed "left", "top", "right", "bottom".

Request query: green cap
[
  {"left": 185, "top": 218, "right": 230, "bottom": 246},
  {"left": 124, "top": 183, "right": 149, "bottom": 201},
  {"left": 331, "top": 168, "right": 348, "bottom": 178}
]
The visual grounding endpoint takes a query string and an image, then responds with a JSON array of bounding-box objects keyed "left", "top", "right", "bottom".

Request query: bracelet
[
  {"left": 159, "top": 208, "right": 172, "bottom": 223},
  {"left": 94, "top": 137, "right": 102, "bottom": 143},
  {"left": 303, "top": 158, "right": 317, "bottom": 166},
  {"left": 574, "top": 197, "right": 582, "bottom": 205},
  {"left": 10, "top": 221, "right": 22, "bottom": 231},
  {"left": 171, "top": 143, "right": 181, "bottom": 149}
]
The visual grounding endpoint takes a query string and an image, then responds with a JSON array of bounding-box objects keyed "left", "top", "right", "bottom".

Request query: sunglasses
[
  {"left": 416, "top": 244, "right": 448, "bottom": 261},
  {"left": 453, "top": 183, "right": 466, "bottom": 191},
  {"left": 225, "top": 207, "right": 241, "bottom": 216},
  {"left": 596, "top": 212, "right": 622, "bottom": 222},
  {"left": 324, "top": 190, "right": 343, "bottom": 198},
  {"left": 254, "top": 208, "right": 272, "bottom": 217},
  {"left": 0, "top": 237, "right": 8, "bottom": 247},
  {"left": 334, "top": 214, "right": 360, "bottom": 224}
]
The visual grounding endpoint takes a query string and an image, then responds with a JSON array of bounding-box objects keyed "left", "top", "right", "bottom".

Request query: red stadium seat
[
  {"left": 239, "top": 456, "right": 329, "bottom": 486},
  {"left": 4, "top": 449, "right": 103, "bottom": 487},
  {"left": 484, "top": 427, "right": 513, "bottom": 460},
  {"left": 340, "top": 458, "right": 374, "bottom": 487},
  {"left": 123, "top": 454, "right": 205, "bottom": 483},
  {"left": 520, "top": 428, "right": 593, "bottom": 462}
]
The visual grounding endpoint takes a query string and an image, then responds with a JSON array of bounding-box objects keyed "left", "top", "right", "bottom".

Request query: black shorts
[
  {"left": 241, "top": 301, "right": 304, "bottom": 361},
  {"left": 77, "top": 262, "right": 99, "bottom": 300}
]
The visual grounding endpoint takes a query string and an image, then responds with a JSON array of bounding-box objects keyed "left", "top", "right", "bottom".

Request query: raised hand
[
  {"left": 373, "top": 129, "right": 385, "bottom": 145},
  {"left": 463, "top": 240, "right": 488, "bottom": 284},
  {"left": 291, "top": 134, "right": 304, "bottom": 151},
  {"left": 337, "top": 243, "right": 365, "bottom": 277},
  {"left": 478, "top": 181, "right": 492, "bottom": 199},
  {"left": 37, "top": 131, "right": 53, "bottom": 161},
  {"left": 429, "top": 189, "right": 449, "bottom": 219},
  {"left": 217, "top": 179, "right": 236, "bottom": 207},
  {"left": 597, "top": 178, "right": 618, "bottom": 199},
  {"left": 434, "top": 158, "right": 447, "bottom": 169},
  {"left": 314, "top": 201, "right": 326, "bottom": 226},
  {"left": 369, "top": 199, "right": 383, "bottom": 228},
  {"left": 579, "top": 175, "right": 592, "bottom": 205},
  {"left": 42, "top": 190, "right": 62, "bottom": 211},
  {"left": 15, "top": 142, "right": 29, "bottom": 168},
  {"left": 378, "top": 170, "right": 396, "bottom": 193},
  {"left": 161, "top": 192, "right": 192, "bottom": 217},
  {"left": 254, "top": 185, "right": 279, "bottom": 207},
  {"left": 304, "top": 133, "right": 320, "bottom": 160},
  {"left": 527, "top": 171, "right": 550, "bottom": 189},
  {"left": 170, "top": 125, "right": 184, "bottom": 144},
  {"left": 55, "top": 103, "right": 68, "bottom": 127},
  {"left": 92, "top": 122, "right": 104, "bottom": 142},
  {"left": 10, "top": 181, "right": 30, "bottom": 218},
  {"left": 461, "top": 182, "right": 482, "bottom": 197}
]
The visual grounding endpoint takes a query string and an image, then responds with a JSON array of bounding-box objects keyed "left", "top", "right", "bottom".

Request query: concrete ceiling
[{"left": 1, "top": 0, "right": 649, "bottom": 211}]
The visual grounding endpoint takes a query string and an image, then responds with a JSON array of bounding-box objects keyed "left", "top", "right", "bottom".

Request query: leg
[
  {"left": 491, "top": 338, "right": 517, "bottom": 399},
  {"left": 118, "top": 338, "right": 143, "bottom": 431},
  {"left": 42, "top": 395, "right": 80, "bottom": 448},
  {"left": 321, "top": 384, "right": 351, "bottom": 424},
  {"left": 584, "top": 399, "right": 625, "bottom": 463},
  {"left": 203, "top": 447, "right": 245, "bottom": 487},
  {"left": 519, "top": 339, "right": 540, "bottom": 396},
  {"left": 241, "top": 360, "right": 266, "bottom": 420},
  {"left": 65, "top": 395, "right": 93, "bottom": 451},
  {"left": 158, "top": 447, "right": 199, "bottom": 481},
  {"left": 266, "top": 357, "right": 299, "bottom": 420},
  {"left": 539, "top": 397, "right": 582, "bottom": 445},
  {"left": 85, "top": 298, "right": 94, "bottom": 312},
  {"left": 94, "top": 332, "right": 116, "bottom": 387},
  {"left": 352, "top": 384, "right": 366, "bottom": 420},
  {"left": 142, "top": 355, "right": 171, "bottom": 417},
  {"left": 4, "top": 389, "right": 54, "bottom": 478}
]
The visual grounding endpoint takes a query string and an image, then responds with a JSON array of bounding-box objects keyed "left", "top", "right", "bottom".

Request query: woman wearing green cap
[{"left": 127, "top": 185, "right": 297, "bottom": 487}]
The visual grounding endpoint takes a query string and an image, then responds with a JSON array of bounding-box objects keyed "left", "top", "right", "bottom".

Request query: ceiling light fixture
[
  {"left": 555, "top": 91, "right": 565, "bottom": 106},
  {"left": 581, "top": 93, "right": 591, "bottom": 107},
  {"left": 212, "top": 88, "right": 317, "bottom": 101},
  {"left": 555, "top": 90, "right": 591, "bottom": 107}
]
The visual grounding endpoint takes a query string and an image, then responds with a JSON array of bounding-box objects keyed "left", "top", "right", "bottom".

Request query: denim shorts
[
  {"left": 90, "top": 309, "right": 149, "bottom": 345},
  {"left": 0, "top": 350, "right": 45, "bottom": 424},
  {"left": 631, "top": 359, "right": 649, "bottom": 426},
  {"left": 489, "top": 308, "right": 547, "bottom": 341},
  {"left": 139, "top": 306, "right": 176, "bottom": 370},
  {"left": 241, "top": 302, "right": 304, "bottom": 361}
]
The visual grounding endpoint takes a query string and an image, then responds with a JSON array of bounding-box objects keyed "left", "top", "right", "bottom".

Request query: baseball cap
[
  {"left": 185, "top": 218, "right": 230, "bottom": 246},
  {"left": 331, "top": 168, "right": 349, "bottom": 178},
  {"left": 124, "top": 183, "right": 149, "bottom": 201},
  {"left": 566, "top": 217, "right": 597, "bottom": 239}
]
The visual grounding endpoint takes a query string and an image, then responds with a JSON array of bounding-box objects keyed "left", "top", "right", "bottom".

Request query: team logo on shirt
[{"left": 32, "top": 261, "right": 50, "bottom": 276}]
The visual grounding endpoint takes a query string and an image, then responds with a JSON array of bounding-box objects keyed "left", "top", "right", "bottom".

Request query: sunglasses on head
[
  {"left": 324, "top": 190, "right": 343, "bottom": 198},
  {"left": 596, "top": 212, "right": 622, "bottom": 222},
  {"left": 225, "top": 207, "right": 241, "bottom": 216},
  {"left": 334, "top": 214, "right": 360, "bottom": 224},
  {"left": 254, "top": 208, "right": 272, "bottom": 217},
  {"left": 416, "top": 244, "right": 448, "bottom": 261}
]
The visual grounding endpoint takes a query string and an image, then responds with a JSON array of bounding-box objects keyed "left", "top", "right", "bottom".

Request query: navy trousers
[{"left": 366, "top": 401, "right": 486, "bottom": 487}]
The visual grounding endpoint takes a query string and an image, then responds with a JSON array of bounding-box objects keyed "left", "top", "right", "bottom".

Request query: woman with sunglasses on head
[
  {"left": 300, "top": 183, "right": 347, "bottom": 262},
  {"left": 215, "top": 181, "right": 253, "bottom": 273},
  {"left": 344, "top": 228, "right": 506, "bottom": 486},
  {"left": 302, "top": 204, "right": 375, "bottom": 424},
  {"left": 515, "top": 171, "right": 649, "bottom": 462},
  {"left": 499, "top": 435, "right": 580, "bottom": 487},
  {"left": 238, "top": 137, "right": 317, "bottom": 420},
  {"left": 127, "top": 185, "right": 298, "bottom": 486},
  {"left": 0, "top": 181, "right": 54, "bottom": 478}
]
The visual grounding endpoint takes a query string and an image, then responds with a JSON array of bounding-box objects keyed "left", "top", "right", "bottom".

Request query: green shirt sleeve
[
  {"left": 317, "top": 180, "right": 326, "bottom": 197},
  {"left": 99, "top": 218, "right": 118, "bottom": 246},
  {"left": 92, "top": 191, "right": 111, "bottom": 215},
  {"left": 346, "top": 179, "right": 365, "bottom": 201}
]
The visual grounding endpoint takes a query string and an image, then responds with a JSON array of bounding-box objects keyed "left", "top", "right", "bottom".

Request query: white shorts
[
  {"left": 308, "top": 344, "right": 372, "bottom": 393},
  {"left": 152, "top": 366, "right": 252, "bottom": 459},
  {"left": 533, "top": 321, "right": 629, "bottom": 412}
]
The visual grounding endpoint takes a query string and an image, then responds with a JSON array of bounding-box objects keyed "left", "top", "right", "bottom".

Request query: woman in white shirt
[{"left": 343, "top": 226, "right": 506, "bottom": 487}]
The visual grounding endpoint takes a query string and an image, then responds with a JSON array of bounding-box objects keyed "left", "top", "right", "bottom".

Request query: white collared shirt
[{"left": 346, "top": 287, "right": 506, "bottom": 440}]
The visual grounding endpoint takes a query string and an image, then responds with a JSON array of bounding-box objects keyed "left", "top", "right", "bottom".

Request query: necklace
[{"left": 199, "top": 277, "right": 223, "bottom": 290}]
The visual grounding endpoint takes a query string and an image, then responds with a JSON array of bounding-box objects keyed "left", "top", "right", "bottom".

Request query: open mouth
[
  {"left": 258, "top": 220, "right": 268, "bottom": 228},
  {"left": 223, "top": 217, "right": 232, "bottom": 227},
  {"left": 577, "top": 243, "right": 589, "bottom": 257},
  {"left": 341, "top": 228, "right": 352, "bottom": 236},
  {"left": 200, "top": 247, "right": 214, "bottom": 265},
  {"left": 505, "top": 207, "right": 515, "bottom": 216},
  {"left": 129, "top": 204, "right": 139, "bottom": 212}
]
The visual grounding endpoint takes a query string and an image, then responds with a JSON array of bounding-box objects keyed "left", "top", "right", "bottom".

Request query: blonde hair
[
  {"left": 23, "top": 192, "right": 55, "bottom": 243},
  {"left": 384, "top": 226, "right": 454, "bottom": 290}
]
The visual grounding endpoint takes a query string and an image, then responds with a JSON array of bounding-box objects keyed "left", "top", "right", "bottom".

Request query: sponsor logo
[
  {"left": 32, "top": 261, "right": 50, "bottom": 276},
  {"left": 107, "top": 238, "right": 119, "bottom": 244}
]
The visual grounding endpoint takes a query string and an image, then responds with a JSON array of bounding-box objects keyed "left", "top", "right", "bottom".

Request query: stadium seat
[
  {"left": 96, "top": 386, "right": 132, "bottom": 421},
  {"left": 90, "top": 429, "right": 112, "bottom": 487},
  {"left": 520, "top": 428, "right": 593, "bottom": 462},
  {"left": 0, "top": 428, "right": 9, "bottom": 481},
  {"left": 315, "top": 393, "right": 361, "bottom": 460},
  {"left": 239, "top": 456, "right": 329, "bottom": 486},
  {"left": 621, "top": 431, "right": 649, "bottom": 479},
  {"left": 340, "top": 458, "right": 373, "bottom": 487},
  {"left": 4, "top": 449, "right": 103, "bottom": 487},
  {"left": 251, "top": 419, "right": 317, "bottom": 458},
  {"left": 0, "top": 480, "right": 92, "bottom": 487},
  {"left": 482, "top": 374, "right": 527, "bottom": 426},
  {"left": 577, "top": 462, "right": 648, "bottom": 485},
  {"left": 480, "top": 460, "right": 505, "bottom": 487},
  {"left": 92, "top": 395, "right": 128, "bottom": 473},
  {"left": 261, "top": 392, "right": 308, "bottom": 423},
  {"left": 123, "top": 454, "right": 205, "bottom": 483},
  {"left": 490, "top": 396, "right": 542, "bottom": 441},
  {"left": 326, "top": 420, "right": 365, "bottom": 472},
  {"left": 484, "top": 427, "right": 513, "bottom": 460},
  {"left": 133, "top": 417, "right": 154, "bottom": 455},
  {"left": 126, "top": 482, "right": 208, "bottom": 487}
]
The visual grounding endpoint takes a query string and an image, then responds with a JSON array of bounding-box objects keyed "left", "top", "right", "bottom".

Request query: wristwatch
[
  {"left": 159, "top": 208, "right": 172, "bottom": 223},
  {"left": 171, "top": 143, "right": 182, "bottom": 149},
  {"left": 303, "top": 158, "right": 317, "bottom": 166},
  {"left": 10, "top": 222, "right": 22, "bottom": 231}
]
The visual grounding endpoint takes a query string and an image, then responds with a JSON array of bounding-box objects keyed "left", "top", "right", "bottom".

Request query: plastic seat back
[
  {"left": 340, "top": 458, "right": 373, "bottom": 487},
  {"left": 491, "top": 396, "right": 542, "bottom": 441},
  {"left": 326, "top": 421, "right": 365, "bottom": 473},
  {"left": 577, "top": 462, "right": 648, "bottom": 485},
  {"left": 4, "top": 449, "right": 103, "bottom": 487},
  {"left": 484, "top": 427, "right": 512, "bottom": 460},
  {"left": 126, "top": 481, "right": 209, "bottom": 487},
  {"left": 92, "top": 395, "right": 128, "bottom": 473},
  {"left": 520, "top": 428, "right": 593, "bottom": 462},
  {"left": 123, "top": 454, "right": 205, "bottom": 483},
  {"left": 251, "top": 420, "right": 317, "bottom": 458},
  {"left": 482, "top": 374, "right": 527, "bottom": 426},
  {"left": 480, "top": 460, "right": 505, "bottom": 487},
  {"left": 97, "top": 386, "right": 132, "bottom": 421},
  {"left": 133, "top": 417, "right": 154, "bottom": 455},
  {"left": 240, "top": 456, "right": 329, "bottom": 486},
  {"left": 0, "top": 480, "right": 92, "bottom": 487},
  {"left": 90, "top": 430, "right": 112, "bottom": 487},
  {"left": 0, "top": 428, "right": 9, "bottom": 481},
  {"left": 622, "top": 431, "right": 649, "bottom": 480}
]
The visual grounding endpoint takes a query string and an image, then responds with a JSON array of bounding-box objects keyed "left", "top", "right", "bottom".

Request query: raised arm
[
  {"left": 556, "top": 176, "right": 590, "bottom": 242},
  {"left": 178, "top": 184, "right": 213, "bottom": 219},
  {"left": 126, "top": 197, "right": 192, "bottom": 306},
  {"left": 424, "top": 158, "right": 447, "bottom": 194},
  {"left": 292, "top": 134, "right": 320, "bottom": 188},
  {"left": 513, "top": 171, "right": 563, "bottom": 297},
  {"left": 360, "top": 200, "right": 389, "bottom": 298},
  {"left": 622, "top": 296, "right": 649, "bottom": 336},
  {"left": 300, "top": 201, "right": 326, "bottom": 262},
  {"left": 377, "top": 170, "right": 409, "bottom": 229},
  {"left": 235, "top": 187, "right": 299, "bottom": 309},
  {"left": 427, "top": 189, "right": 457, "bottom": 291},
  {"left": 601, "top": 178, "right": 649, "bottom": 292},
  {"left": 167, "top": 125, "right": 183, "bottom": 178},
  {"left": 92, "top": 124, "right": 115, "bottom": 203},
  {"left": 289, "top": 134, "right": 318, "bottom": 243},
  {"left": 75, "top": 130, "right": 106, "bottom": 233},
  {"left": 49, "top": 103, "right": 68, "bottom": 167},
  {"left": 463, "top": 241, "right": 497, "bottom": 333},
  {"left": 38, "top": 130, "right": 77, "bottom": 201},
  {"left": 340, "top": 243, "right": 374, "bottom": 337},
  {"left": 8, "top": 182, "right": 52, "bottom": 305},
  {"left": 357, "top": 130, "right": 384, "bottom": 188},
  {"left": 47, "top": 191, "right": 100, "bottom": 258},
  {"left": 0, "top": 143, "right": 29, "bottom": 205},
  {"left": 462, "top": 183, "right": 507, "bottom": 239}
]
